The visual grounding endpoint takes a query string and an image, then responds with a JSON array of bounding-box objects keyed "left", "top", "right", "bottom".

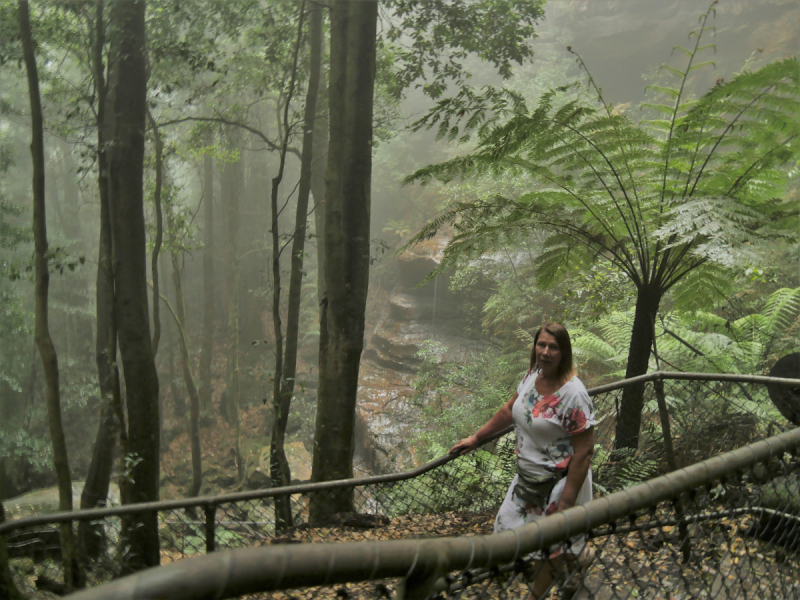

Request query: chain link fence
[
  {"left": 1, "top": 372, "right": 798, "bottom": 599},
  {"left": 63, "top": 426, "right": 800, "bottom": 600}
]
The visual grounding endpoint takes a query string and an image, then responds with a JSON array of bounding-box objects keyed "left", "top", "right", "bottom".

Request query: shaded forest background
[{"left": 0, "top": 0, "right": 797, "bottom": 555}]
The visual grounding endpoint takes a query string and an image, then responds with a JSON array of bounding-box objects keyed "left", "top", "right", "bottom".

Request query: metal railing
[
  {"left": 63, "top": 426, "right": 800, "bottom": 599},
  {"left": 1, "top": 372, "right": 798, "bottom": 598}
]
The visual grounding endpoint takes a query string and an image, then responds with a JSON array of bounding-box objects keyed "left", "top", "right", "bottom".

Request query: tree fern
[{"left": 405, "top": 3, "right": 799, "bottom": 449}]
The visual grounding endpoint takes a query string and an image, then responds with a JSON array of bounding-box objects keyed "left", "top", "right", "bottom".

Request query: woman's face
[{"left": 535, "top": 330, "right": 562, "bottom": 377}]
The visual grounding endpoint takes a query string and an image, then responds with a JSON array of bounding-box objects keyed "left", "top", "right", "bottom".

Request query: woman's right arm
[{"left": 449, "top": 392, "right": 517, "bottom": 455}]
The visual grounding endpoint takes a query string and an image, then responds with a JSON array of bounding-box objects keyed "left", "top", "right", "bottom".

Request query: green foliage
[
  {"left": 406, "top": 9, "right": 799, "bottom": 297},
  {"left": 570, "top": 287, "right": 800, "bottom": 377},
  {"left": 410, "top": 341, "right": 523, "bottom": 455},
  {"left": 404, "top": 6, "right": 799, "bottom": 400},
  {"left": 594, "top": 445, "right": 661, "bottom": 492},
  {"left": 378, "top": 444, "right": 512, "bottom": 517},
  {"left": 0, "top": 425, "right": 52, "bottom": 476},
  {"left": 383, "top": 0, "right": 545, "bottom": 100},
  {"left": 663, "top": 286, "right": 800, "bottom": 373}
]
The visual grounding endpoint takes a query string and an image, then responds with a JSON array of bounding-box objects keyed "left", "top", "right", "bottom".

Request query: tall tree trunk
[
  {"left": 108, "top": 0, "right": 160, "bottom": 572},
  {"left": 0, "top": 501, "right": 22, "bottom": 600},
  {"left": 18, "top": 0, "right": 82, "bottom": 589},
  {"left": 311, "top": 14, "right": 329, "bottom": 377},
  {"left": 81, "top": 0, "right": 124, "bottom": 561},
  {"left": 148, "top": 110, "right": 164, "bottom": 358},
  {"left": 164, "top": 197, "right": 203, "bottom": 498},
  {"left": 198, "top": 140, "right": 214, "bottom": 414},
  {"left": 223, "top": 132, "right": 243, "bottom": 482},
  {"left": 613, "top": 282, "right": 662, "bottom": 450},
  {"left": 269, "top": 1, "right": 307, "bottom": 533},
  {"left": 283, "top": 0, "right": 321, "bottom": 417},
  {"left": 310, "top": 0, "right": 378, "bottom": 523}
]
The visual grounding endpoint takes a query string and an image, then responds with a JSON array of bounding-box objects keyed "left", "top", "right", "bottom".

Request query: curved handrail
[
  {"left": 585, "top": 370, "right": 800, "bottom": 395},
  {"left": 2, "top": 371, "right": 797, "bottom": 534},
  {"left": 0, "top": 428, "right": 514, "bottom": 533},
  {"left": 61, "top": 426, "right": 800, "bottom": 600}
]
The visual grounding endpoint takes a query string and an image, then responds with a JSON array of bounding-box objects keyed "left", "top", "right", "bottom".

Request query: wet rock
[
  {"left": 243, "top": 468, "right": 272, "bottom": 491},
  {"left": 356, "top": 233, "right": 491, "bottom": 472},
  {"left": 3, "top": 482, "right": 120, "bottom": 520},
  {"left": 285, "top": 442, "right": 313, "bottom": 481},
  {"left": 253, "top": 441, "right": 313, "bottom": 484}
]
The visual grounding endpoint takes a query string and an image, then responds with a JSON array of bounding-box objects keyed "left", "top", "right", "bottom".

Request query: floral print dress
[{"left": 494, "top": 370, "right": 596, "bottom": 556}]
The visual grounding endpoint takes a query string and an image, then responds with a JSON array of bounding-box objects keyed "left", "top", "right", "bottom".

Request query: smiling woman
[{"left": 450, "top": 322, "right": 596, "bottom": 598}]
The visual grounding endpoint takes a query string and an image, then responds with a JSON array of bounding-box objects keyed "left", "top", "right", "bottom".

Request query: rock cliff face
[{"left": 355, "top": 236, "right": 490, "bottom": 472}]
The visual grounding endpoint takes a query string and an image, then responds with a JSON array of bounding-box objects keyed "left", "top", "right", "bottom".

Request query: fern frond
[
  {"left": 660, "top": 64, "right": 687, "bottom": 80},
  {"left": 762, "top": 287, "right": 800, "bottom": 335},
  {"left": 669, "top": 264, "right": 732, "bottom": 312},
  {"left": 687, "top": 60, "right": 716, "bottom": 73},
  {"left": 643, "top": 85, "right": 681, "bottom": 100},
  {"left": 570, "top": 327, "right": 619, "bottom": 361}
]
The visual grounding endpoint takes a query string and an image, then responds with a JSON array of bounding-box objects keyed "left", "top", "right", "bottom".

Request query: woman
[{"left": 450, "top": 322, "right": 595, "bottom": 598}]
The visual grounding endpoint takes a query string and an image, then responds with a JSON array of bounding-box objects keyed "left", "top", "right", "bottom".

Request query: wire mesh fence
[
  {"left": 1, "top": 372, "right": 798, "bottom": 598},
  {"left": 62, "top": 425, "right": 800, "bottom": 600}
]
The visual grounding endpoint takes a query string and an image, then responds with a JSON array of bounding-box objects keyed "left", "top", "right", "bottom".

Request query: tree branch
[{"left": 157, "top": 116, "right": 302, "bottom": 159}]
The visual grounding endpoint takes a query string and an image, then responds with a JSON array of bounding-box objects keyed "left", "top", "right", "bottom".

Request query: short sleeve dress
[{"left": 493, "top": 370, "right": 596, "bottom": 556}]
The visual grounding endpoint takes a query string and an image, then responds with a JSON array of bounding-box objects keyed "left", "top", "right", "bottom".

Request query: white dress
[{"left": 494, "top": 370, "right": 596, "bottom": 556}]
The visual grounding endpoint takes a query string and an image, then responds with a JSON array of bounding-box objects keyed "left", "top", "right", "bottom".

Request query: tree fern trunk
[{"left": 614, "top": 283, "right": 662, "bottom": 450}]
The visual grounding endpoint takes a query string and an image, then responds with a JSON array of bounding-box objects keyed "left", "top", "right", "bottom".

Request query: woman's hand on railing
[{"left": 450, "top": 434, "right": 480, "bottom": 455}]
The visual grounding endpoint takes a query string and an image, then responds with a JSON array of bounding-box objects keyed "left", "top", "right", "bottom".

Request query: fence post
[
  {"left": 205, "top": 505, "right": 216, "bottom": 553},
  {"left": 397, "top": 546, "right": 449, "bottom": 600},
  {"left": 655, "top": 378, "right": 690, "bottom": 562},
  {"left": 654, "top": 378, "right": 677, "bottom": 472}
]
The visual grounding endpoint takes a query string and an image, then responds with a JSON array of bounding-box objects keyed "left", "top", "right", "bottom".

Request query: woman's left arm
[{"left": 557, "top": 427, "right": 595, "bottom": 512}]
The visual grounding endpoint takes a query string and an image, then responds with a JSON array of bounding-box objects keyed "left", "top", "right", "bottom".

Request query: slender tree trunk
[
  {"left": 18, "top": 0, "right": 82, "bottom": 589},
  {"left": 165, "top": 263, "right": 185, "bottom": 418},
  {"left": 108, "top": 0, "right": 160, "bottom": 572},
  {"left": 148, "top": 110, "right": 164, "bottom": 357},
  {"left": 223, "top": 132, "right": 243, "bottom": 482},
  {"left": 269, "top": 2, "right": 307, "bottom": 533},
  {"left": 24, "top": 338, "right": 37, "bottom": 428},
  {"left": 613, "top": 282, "right": 662, "bottom": 450},
  {"left": 310, "top": 0, "right": 378, "bottom": 523},
  {"left": 0, "top": 501, "right": 22, "bottom": 600},
  {"left": 283, "top": 0, "right": 321, "bottom": 419},
  {"left": 311, "top": 14, "right": 329, "bottom": 378},
  {"left": 164, "top": 197, "right": 203, "bottom": 498},
  {"left": 81, "top": 4, "right": 121, "bottom": 557},
  {"left": 199, "top": 140, "right": 214, "bottom": 414}
]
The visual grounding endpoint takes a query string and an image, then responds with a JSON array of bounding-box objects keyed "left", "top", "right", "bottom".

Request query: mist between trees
[{"left": 0, "top": 0, "right": 797, "bottom": 592}]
